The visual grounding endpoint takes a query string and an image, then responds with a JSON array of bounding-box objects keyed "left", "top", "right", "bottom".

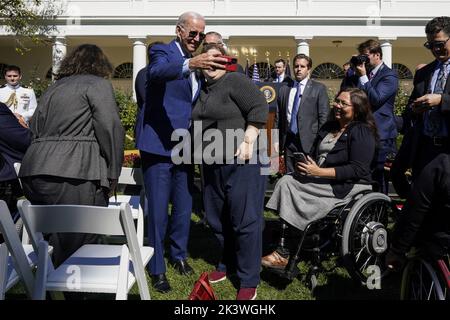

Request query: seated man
[
  {"left": 386, "top": 153, "right": 450, "bottom": 270},
  {"left": 0, "top": 102, "right": 31, "bottom": 218}
]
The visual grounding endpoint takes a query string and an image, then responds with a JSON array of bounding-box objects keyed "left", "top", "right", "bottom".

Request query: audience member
[
  {"left": 271, "top": 59, "right": 294, "bottom": 86},
  {"left": 19, "top": 44, "right": 124, "bottom": 266},
  {"left": 0, "top": 102, "right": 31, "bottom": 218}
]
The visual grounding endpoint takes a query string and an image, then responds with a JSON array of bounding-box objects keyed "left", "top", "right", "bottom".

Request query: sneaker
[
  {"left": 236, "top": 287, "right": 257, "bottom": 300},
  {"left": 209, "top": 270, "right": 227, "bottom": 283}
]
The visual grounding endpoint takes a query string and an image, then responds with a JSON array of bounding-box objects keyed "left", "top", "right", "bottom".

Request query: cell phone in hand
[
  {"left": 293, "top": 152, "right": 307, "bottom": 163},
  {"left": 222, "top": 55, "right": 238, "bottom": 72}
]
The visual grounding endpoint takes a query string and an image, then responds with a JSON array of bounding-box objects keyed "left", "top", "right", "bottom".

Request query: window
[
  {"left": 113, "top": 62, "right": 133, "bottom": 79},
  {"left": 311, "top": 63, "right": 344, "bottom": 79},
  {"left": 392, "top": 63, "right": 413, "bottom": 80}
]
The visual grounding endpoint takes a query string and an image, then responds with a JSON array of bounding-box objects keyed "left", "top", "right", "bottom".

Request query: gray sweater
[{"left": 192, "top": 72, "right": 268, "bottom": 163}]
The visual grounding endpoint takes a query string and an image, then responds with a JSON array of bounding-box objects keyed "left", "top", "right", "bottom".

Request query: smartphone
[
  {"left": 293, "top": 152, "right": 307, "bottom": 163},
  {"left": 222, "top": 55, "right": 238, "bottom": 72}
]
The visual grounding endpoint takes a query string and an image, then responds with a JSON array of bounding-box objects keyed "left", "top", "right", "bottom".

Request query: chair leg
[
  {"left": 276, "top": 221, "right": 290, "bottom": 256},
  {"left": 0, "top": 243, "right": 8, "bottom": 300}
]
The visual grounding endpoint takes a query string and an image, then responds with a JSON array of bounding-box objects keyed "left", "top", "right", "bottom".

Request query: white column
[
  {"left": 52, "top": 36, "right": 67, "bottom": 81},
  {"left": 129, "top": 36, "right": 147, "bottom": 101},
  {"left": 379, "top": 38, "right": 396, "bottom": 68},
  {"left": 295, "top": 37, "right": 313, "bottom": 56},
  {"left": 221, "top": 36, "right": 229, "bottom": 53}
]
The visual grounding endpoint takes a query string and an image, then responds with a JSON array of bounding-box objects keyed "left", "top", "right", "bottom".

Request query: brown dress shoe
[{"left": 261, "top": 251, "right": 289, "bottom": 269}]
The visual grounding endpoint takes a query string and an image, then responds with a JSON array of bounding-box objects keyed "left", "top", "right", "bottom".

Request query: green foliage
[
  {"left": 0, "top": 0, "right": 61, "bottom": 54},
  {"left": 114, "top": 89, "right": 137, "bottom": 150},
  {"left": 394, "top": 84, "right": 412, "bottom": 116},
  {"left": 26, "top": 66, "right": 51, "bottom": 100}
]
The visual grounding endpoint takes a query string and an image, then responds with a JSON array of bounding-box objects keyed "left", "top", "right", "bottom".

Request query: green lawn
[{"left": 6, "top": 207, "right": 402, "bottom": 301}]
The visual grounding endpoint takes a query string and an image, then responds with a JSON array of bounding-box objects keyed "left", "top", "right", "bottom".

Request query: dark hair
[
  {"left": 334, "top": 88, "right": 379, "bottom": 140},
  {"left": 357, "top": 39, "right": 383, "bottom": 59},
  {"left": 293, "top": 54, "right": 312, "bottom": 69},
  {"left": 425, "top": 16, "right": 450, "bottom": 37},
  {"left": 274, "top": 59, "right": 286, "bottom": 67},
  {"left": 4, "top": 65, "right": 21, "bottom": 75},
  {"left": 201, "top": 43, "right": 226, "bottom": 55},
  {"left": 56, "top": 44, "right": 113, "bottom": 80}
]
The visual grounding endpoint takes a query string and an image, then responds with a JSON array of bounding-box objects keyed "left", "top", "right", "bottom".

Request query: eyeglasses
[
  {"left": 334, "top": 98, "right": 353, "bottom": 108},
  {"left": 179, "top": 25, "right": 206, "bottom": 41},
  {"left": 423, "top": 38, "right": 449, "bottom": 50}
]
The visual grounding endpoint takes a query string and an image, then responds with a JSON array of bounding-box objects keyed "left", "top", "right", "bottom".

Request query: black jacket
[{"left": 310, "top": 121, "right": 376, "bottom": 199}]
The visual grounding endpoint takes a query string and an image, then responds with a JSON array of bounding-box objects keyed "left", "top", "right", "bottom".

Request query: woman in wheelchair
[
  {"left": 263, "top": 88, "right": 378, "bottom": 269},
  {"left": 386, "top": 153, "right": 450, "bottom": 271}
]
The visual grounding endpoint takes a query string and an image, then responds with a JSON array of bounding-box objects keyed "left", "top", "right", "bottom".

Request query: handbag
[{"left": 188, "top": 272, "right": 217, "bottom": 300}]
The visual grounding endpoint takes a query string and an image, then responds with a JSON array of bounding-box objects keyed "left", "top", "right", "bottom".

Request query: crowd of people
[{"left": 0, "top": 11, "right": 449, "bottom": 300}]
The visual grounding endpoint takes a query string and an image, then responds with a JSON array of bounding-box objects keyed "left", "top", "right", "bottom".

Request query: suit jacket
[
  {"left": 136, "top": 40, "right": 200, "bottom": 157},
  {"left": 276, "top": 79, "right": 330, "bottom": 154},
  {"left": 19, "top": 75, "right": 124, "bottom": 188},
  {"left": 358, "top": 63, "right": 399, "bottom": 140},
  {"left": 271, "top": 74, "right": 294, "bottom": 87},
  {"left": 0, "top": 103, "right": 31, "bottom": 181}
]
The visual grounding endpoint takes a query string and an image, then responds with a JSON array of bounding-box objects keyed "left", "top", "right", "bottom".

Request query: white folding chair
[
  {"left": 18, "top": 199, "right": 153, "bottom": 300},
  {"left": 0, "top": 200, "right": 35, "bottom": 300},
  {"left": 108, "top": 167, "right": 146, "bottom": 246}
]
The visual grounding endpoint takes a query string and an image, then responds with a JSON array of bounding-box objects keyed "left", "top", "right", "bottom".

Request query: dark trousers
[
  {"left": 21, "top": 175, "right": 108, "bottom": 267},
  {"left": 203, "top": 162, "right": 267, "bottom": 288},
  {"left": 412, "top": 135, "right": 450, "bottom": 179},
  {"left": 284, "top": 132, "right": 304, "bottom": 174},
  {"left": 141, "top": 151, "right": 193, "bottom": 275},
  {"left": 373, "top": 138, "right": 397, "bottom": 195}
]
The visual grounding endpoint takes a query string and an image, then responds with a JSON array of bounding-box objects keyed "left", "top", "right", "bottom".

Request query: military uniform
[{"left": 0, "top": 83, "right": 37, "bottom": 123}]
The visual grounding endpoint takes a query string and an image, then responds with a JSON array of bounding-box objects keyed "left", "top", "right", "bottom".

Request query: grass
[{"left": 5, "top": 199, "right": 403, "bottom": 301}]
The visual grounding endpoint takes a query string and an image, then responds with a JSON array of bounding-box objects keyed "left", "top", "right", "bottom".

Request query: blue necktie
[{"left": 289, "top": 81, "right": 302, "bottom": 134}]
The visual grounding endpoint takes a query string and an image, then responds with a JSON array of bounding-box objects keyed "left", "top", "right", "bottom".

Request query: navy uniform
[{"left": 0, "top": 83, "right": 37, "bottom": 123}]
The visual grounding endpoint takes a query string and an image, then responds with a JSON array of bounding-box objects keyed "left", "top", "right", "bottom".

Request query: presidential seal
[{"left": 260, "top": 85, "right": 276, "bottom": 104}]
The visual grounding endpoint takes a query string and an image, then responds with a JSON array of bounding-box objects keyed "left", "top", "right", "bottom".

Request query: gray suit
[{"left": 275, "top": 79, "right": 330, "bottom": 172}]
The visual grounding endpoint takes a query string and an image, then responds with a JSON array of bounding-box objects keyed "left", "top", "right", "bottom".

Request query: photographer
[{"left": 354, "top": 39, "right": 399, "bottom": 194}]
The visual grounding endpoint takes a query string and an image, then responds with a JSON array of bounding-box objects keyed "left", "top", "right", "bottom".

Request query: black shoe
[
  {"left": 170, "top": 259, "right": 194, "bottom": 276},
  {"left": 151, "top": 274, "right": 171, "bottom": 293}
]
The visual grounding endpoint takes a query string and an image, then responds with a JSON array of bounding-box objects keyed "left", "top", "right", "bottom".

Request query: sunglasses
[
  {"left": 179, "top": 25, "right": 205, "bottom": 41},
  {"left": 423, "top": 37, "right": 449, "bottom": 50}
]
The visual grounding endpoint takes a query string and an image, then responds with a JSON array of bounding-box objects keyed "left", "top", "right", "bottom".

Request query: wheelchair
[
  {"left": 400, "top": 241, "right": 449, "bottom": 300},
  {"left": 266, "top": 190, "right": 392, "bottom": 290}
]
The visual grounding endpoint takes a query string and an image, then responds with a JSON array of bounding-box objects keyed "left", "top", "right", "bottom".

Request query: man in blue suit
[
  {"left": 136, "top": 11, "right": 227, "bottom": 293},
  {"left": 355, "top": 39, "right": 399, "bottom": 194}
]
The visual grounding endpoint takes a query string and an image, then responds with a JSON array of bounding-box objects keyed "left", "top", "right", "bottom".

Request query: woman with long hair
[
  {"left": 262, "top": 88, "right": 378, "bottom": 269},
  {"left": 19, "top": 44, "right": 124, "bottom": 266}
]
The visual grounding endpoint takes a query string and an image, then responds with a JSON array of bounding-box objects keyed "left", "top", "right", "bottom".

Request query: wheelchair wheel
[
  {"left": 341, "top": 193, "right": 391, "bottom": 285},
  {"left": 400, "top": 258, "right": 447, "bottom": 300}
]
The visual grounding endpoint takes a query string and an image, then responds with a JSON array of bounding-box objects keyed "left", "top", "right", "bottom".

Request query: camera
[
  {"left": 222, "top": 55, "right": 238, "bottom": 72},
  {"left": 350, "top": 54, "right": 369, "bottom": 66}
]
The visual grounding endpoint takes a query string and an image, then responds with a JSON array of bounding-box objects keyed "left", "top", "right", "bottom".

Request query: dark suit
[
  {"left": 271, "top": 74, "right": 294, "bottom": 87},
  {"left": 358, "top": 63, "right": 398, "bottom": 194},
  {"left": 392, "top": 60, "right": 450, "bottom": 198},
  {"left": 136, "top": 40, "right": 197, "bottom": 275},
  {"left": 0, "top": 103, "right": 31, "bottom": 219},
  {"left": 275, "top": 79, "right": 330, "bottom": 172}
]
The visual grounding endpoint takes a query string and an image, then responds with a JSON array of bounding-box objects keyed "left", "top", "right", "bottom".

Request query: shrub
[
  {"left": 122, "top": 153, "right": 141, "bottom": 168},
  {"left": 26, "top": 66, "right": 51, "bottom": 100},
  {"left": 114, "top": 89, "right": 138, "bottom": 150}
]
